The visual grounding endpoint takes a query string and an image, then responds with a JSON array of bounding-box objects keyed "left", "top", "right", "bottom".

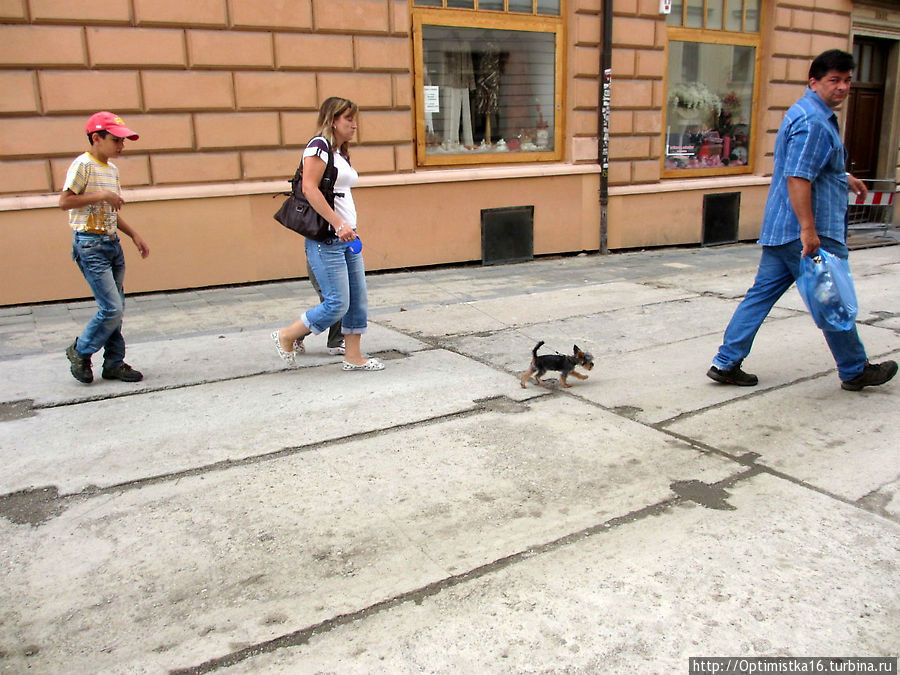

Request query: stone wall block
[
  {"left": 0, "top": 0, "right": 26, "bottom": 20},
  {"left": 631, "top": 158, "right": 660, "bottom": 183},
  {"left": 275, "top": 33, "right": 355, "bottom": 70},
  {"left": 241, "top": 148, "right": 301, "bottom": 180},
  {"left": 281, "top": 111, "right": 320, "bottom": 147},
  {"left": 772, "top": 29, "right": 812, "bottom": 57},
  {"left": 573, "top": 77, "right": 600, "bottom": 109},
  {"left": 349, "top": 144, "right": 395, "bottom": 174},
  {"left": 571, "top": 136, "right": 599, "bottom": 163},
  {"left": 607, "top": 159, "right": 631, "bottom": 184},
  {"left": 357, "top": 110, "right": 412, "bottom": 143},
  {"left": 235, "top": 72, "right": 318, "bottom": 110},
  {"left": 394, "top": 142, "right": 414, "bottom": 172},
  {"left": 392, "top": 73, "right": 411, "bottom": 108},
  {"left": 811, "top": 33, "right": 849, "bottom": 56},
  {"left": 111, "top": 155, "right": 151, "bottom": 187},
  {"left": 30, "top": 0, "right": 131, "bottom": 22},
  {"left": 812, "top": 11, "right": 850, "bottom": 35},
  {"left": 390, "top": 0, "right": 410, "bottom": 35},
  {"left": 610, "top": 79, "right": 653, "bottom": 108},
  {"left": 790, "top": 8, "right": 815, "bottom": 30},
  {"left": 317, "top": 72, "right": 393, "bottom": 108},
  {"left": 39, "top": 70, "right": 142, "bottom": 114},
  {"left": 312, "top": 0, "right": 390, "bottom": 33},
  {"left": 609, "top": 110, "right": 633, "bottom": 135},
  {"left": 0, "top": 116, "right": 86, "bottom": 158},
  {"left": 573, "top": 46, "right": 600, "bottom": 77},
  {"left": 635, "top": 49, "right": 665, "bottom": 78},
  {"left": 0, "top": 159, "right": 50, "bottom": 193},
  {"left": 87, "top": 28, "right": 187, "bottom": 68},
  {"left": 134, "top": 0, "right": 227, "bottom": 27},
  {"left": 610, "top": 135, "right": 650, "bottom": 160},
  {"left": 188, "top": 30, "right": 273, "bottom": 68},
  {"left": 228, "top": 0, "right": 312, "bottom": 30},
  {"left": 571, "top": 110, "right": 599, "bottom": 136},
  {"left": 142, "top": 71, "right": 235, "bottom": 111},
  {"left": 0, "top": 71, "right": 38, "bottom": 113},
  {"left": 633, "top": 109, "right": 661, "bottom": 134},
  {"left": 0, "top": 25, "right": 85, "bottom": 66},
  {"left": 355, "top": 36, "right": 410, "bottom": 71},
  {"left": 575, "top": 13, "right": 601, "bottom": 45},
  {"left": 786, "top": 58, "right": 811, "bottom": 82},
  {"left": 612, "top": 48, "right": 635, "bottom": 77},
  {"left": 150, "top": 151, "right": 241, "bottom": 184},
  {"left": 122, "top": 114, "right": 195, "bottom": 152},
  {"left": 194, "top": 112, "right": 281, "bottom": 149},
  {"left": 767, "top": 82, "right": 804, "bottom": 109}
]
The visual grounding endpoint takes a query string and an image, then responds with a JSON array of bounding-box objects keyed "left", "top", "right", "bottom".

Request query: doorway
[{"left": 845, "top": 37, "right": 890, "bottom": 179}]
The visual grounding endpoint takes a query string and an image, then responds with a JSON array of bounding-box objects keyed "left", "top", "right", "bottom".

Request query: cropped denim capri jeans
[{"left": 301, "top": 237, "right": 367, "bottom": 335}]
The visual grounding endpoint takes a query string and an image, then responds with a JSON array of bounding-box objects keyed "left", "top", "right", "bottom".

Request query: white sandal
[
  {"left": 271, "top": 330, "right": 295, "bottom": 366},
  {"left": 341, "top": 358, "right": 385, "bottom": 371},
  {"left": 293, "top": 337, "right": 306, "bottom": 354}
]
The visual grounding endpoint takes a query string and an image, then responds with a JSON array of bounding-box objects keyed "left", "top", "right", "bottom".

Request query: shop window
[
  {"left": 412, "top": 5, "right": 564, "bottom": 166},
  {"left": 663, "top": 0, "right": 760, "bottom": 177}
]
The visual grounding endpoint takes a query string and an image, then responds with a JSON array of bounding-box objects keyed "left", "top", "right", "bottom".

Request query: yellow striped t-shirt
[{"left": 63, "top": 152, "right": 121, "bottom": 235}]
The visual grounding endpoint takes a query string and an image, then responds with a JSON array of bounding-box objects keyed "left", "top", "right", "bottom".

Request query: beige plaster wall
[{"left": 0, "top": 172, "right": 603, "bottom": 305}]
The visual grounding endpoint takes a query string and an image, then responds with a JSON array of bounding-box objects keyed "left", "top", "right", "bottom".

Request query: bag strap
[{"left": 290, "top": 140, "right": 334, "bottom": 194}]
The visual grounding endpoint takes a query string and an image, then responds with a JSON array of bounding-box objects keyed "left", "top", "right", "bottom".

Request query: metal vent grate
[
  {"left": 702, "top": 192, "right": 740, "bottom": 246},
  {"left": 481, "top": 205, "right": 534, "bottom": 265}
]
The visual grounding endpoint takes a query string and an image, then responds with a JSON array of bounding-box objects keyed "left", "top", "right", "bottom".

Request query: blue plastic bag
[{"left": 796, "top": 249, "right": 858, "bottom": 331}]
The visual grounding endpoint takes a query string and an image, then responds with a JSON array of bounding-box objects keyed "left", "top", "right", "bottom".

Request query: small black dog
[{"left": 520, "top": 341, "right": 594, "bottom": 388}]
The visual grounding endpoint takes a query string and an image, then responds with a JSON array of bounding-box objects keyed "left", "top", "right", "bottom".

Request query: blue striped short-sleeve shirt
[{"left": 759, "top": 88, "right": 849, "bottom": 246}]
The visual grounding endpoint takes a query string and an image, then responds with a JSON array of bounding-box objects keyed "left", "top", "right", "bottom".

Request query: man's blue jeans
[
  {"left": 72, "top": 233, "right": 127, "bottom": 368},
  {"left": 301, "top": 237, "right": 368, "bottom": 335},
  {"left": 712, "top": 237, "right": 867, "bottom": 381}
]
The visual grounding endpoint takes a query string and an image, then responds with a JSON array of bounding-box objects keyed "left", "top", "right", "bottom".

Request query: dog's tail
[{"left": 532, "top": 340, "right": 545, "bottom": 360}]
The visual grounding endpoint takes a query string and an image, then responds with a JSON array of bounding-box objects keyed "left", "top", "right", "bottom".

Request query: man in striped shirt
[
  {"left": 61, "top": 112, "right": 150, "bottom": 385},
  {"left": 707, "top": 50, "right": 897, "bottom": 392}
]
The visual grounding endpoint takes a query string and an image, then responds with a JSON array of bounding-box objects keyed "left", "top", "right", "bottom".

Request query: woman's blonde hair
[{"left": 315, "top": 96, "right": 359, "bottom": 156}]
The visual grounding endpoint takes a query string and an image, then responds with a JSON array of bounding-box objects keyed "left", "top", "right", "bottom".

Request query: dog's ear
[{"left": 573, "top": 344, "right": 580, "bottom": 354}]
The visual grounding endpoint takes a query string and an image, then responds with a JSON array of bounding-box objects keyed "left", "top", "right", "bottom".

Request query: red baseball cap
[{"left": 84, "top": 111, "right": 139, "bottom": 140}]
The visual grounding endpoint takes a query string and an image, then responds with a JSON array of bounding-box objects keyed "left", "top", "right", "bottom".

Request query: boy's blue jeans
[
  {"left": 712, "top": 237, "right": 867, "bottom": 382},
  {"left": 72, "top": 233, "right": 127, "bottom": 368},
  {"left": 301, "top": 237, "right": 368, "bottom": 335}
]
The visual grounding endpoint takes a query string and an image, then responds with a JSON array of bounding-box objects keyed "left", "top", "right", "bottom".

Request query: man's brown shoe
[
  {"left": 65, "top": 340, "right": 93, "bottom": 384},
  {"left": 841, "top": 361, "right": 897, "bottom": 391}
]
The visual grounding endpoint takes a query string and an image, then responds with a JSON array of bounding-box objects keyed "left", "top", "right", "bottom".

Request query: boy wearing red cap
[{"left": 60, "top": 111, "right": 150, "bottom": 384}]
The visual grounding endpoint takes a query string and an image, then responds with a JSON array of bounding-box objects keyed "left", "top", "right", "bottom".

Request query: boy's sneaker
[
  {"left": 101, "top": 363, "right": 144, "bottom": 382},
  {"left": 327, "top": 340, "right": 346, "bottom": 356},
  {"left": 706, "top": 363, "right": 758, "bottom": 386},
  {"left": 66, "top": 340, "right": 93, "bottom": 384},
  {"left": 840, "top": 360, "right": 898, "bottom": 391}
]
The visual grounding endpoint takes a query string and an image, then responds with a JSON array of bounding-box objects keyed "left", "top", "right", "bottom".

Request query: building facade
[{"left": 0, "top": 0, "right": 898, "bottom": 305}]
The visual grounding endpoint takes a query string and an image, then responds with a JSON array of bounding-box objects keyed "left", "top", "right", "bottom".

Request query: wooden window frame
[
  {"left": 661, "top": 27, "right": 762, "bottom": 178},
  {"left": 412, "top": 7, "right": 565, "bottom": 167}
]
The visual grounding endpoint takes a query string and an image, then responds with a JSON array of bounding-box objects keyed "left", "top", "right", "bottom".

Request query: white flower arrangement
[{"left": 668, "top": 81, "right": 722, "bottom": 112}]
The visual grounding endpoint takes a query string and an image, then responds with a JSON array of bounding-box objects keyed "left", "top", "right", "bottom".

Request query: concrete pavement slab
[
  {"left": 563, "top": 318, "right": 898, "bottom": 425},
  {"left": 0, "top": 325, "right": 425, "bottom": 408},
  {"left": 0, "top": 349, "right": 535, "bottom": 494},
  {"left": 0, "top": 395, "right": 737, "bottom": 673},
  {"left": 377, "top": 282, "right": 696, "bottom": 339},
  {"left": 666, "top": 351, "right": 900, "bottom": 506},
  {"left": 219, "top": 473, "right": 900, "bottom": 674},
  {"left": 447, "top": 295, "right": 796, "bottom": 378}
]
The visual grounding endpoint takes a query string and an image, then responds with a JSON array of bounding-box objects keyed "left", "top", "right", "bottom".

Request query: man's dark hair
[{"left": 809, "top": 49, "right": 855, "bottom": 80}]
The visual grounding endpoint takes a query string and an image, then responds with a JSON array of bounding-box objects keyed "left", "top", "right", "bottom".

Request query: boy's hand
[
  {"left": 131, "top": 233, "right": 150, "bottom": 259},
  {"left": 103, "top": 191, "right": 125, "bottom": 211}
]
